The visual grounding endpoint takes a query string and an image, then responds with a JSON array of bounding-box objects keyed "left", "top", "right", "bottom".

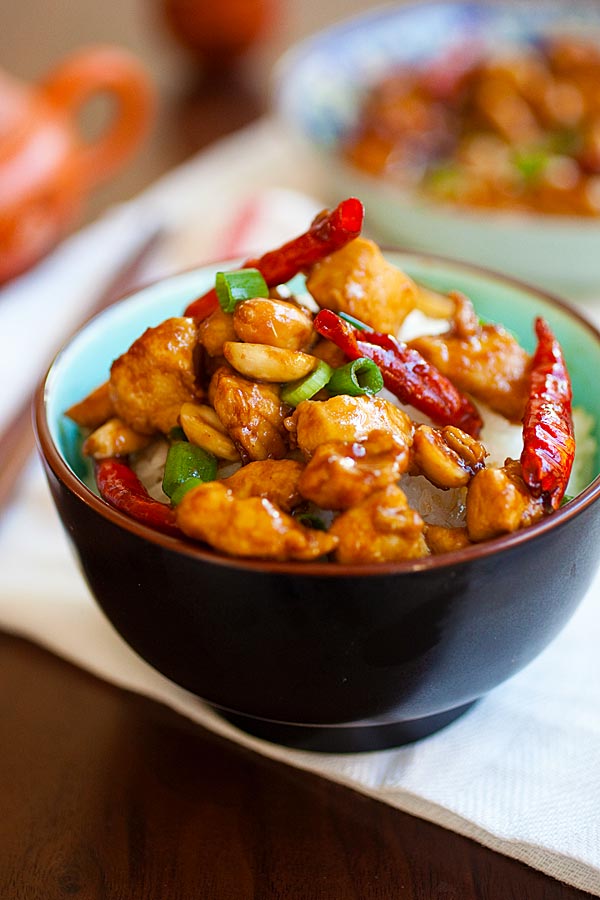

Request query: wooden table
[
  {"left": 0, "top": 9, "right": 596, "bottom": 898},
  {"left": 0, "top": 632, "right": 594, "bottom": 900}
]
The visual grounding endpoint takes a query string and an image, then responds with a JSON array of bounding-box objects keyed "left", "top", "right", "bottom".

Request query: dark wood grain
[{"left": 0, "top": 634, "right": 594, "bottom": 900}]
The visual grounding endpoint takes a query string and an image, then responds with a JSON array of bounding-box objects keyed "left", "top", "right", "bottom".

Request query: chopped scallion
[
  {"left": 168, "top": 426, "right": 188, "bottom": 443},
  {"left": 215, "top": 268, "right": 269, "bottom": 313},
  {"left": 162, "top": 441, "right": 217, "bottom": 499},
  {"left": 170, "top": 477, "right": 206, "bottom": 505},
  {"left": 327, "top": 357, "right": 384, "bottom": 397},
  {"left": 513, "top": 150, "right": 549, "bottom": 184},
  {"left": 280, "top": 359, "right": 333, "bottom": 406},
  {"left": 338, "top": 311, "right": 370, "bottom": 331},
  {"left": 296, "top": 513, "right": 327, "bottom": 531}
]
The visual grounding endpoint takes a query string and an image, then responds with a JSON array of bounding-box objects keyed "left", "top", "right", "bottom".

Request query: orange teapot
[{"left": 0, "top": 46, "right": 155, "bottom": 285}]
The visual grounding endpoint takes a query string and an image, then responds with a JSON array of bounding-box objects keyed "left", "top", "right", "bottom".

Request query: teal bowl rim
[{"left": 35, "top": 250, "right": 600, "bottom": 578}]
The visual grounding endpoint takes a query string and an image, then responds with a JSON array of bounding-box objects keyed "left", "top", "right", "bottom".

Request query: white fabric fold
[{"left": 1, "top": 117, "right": 599, "bottom": 896}]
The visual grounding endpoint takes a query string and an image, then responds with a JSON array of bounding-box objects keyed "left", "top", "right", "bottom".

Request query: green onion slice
[
  {"left": 162, "top": 442, "right": 217, "bottom": 499},
  {"left": 296, "top": 513, "right": 327, "bottom": 531},
  {"left": 512, "top": 149, "right": 550, "bottom": 184},
  {"left": 168, "top": 425, "right": 188, "bottom": 443},
  {"left": 280, "top": 359, "right": 333, "bottom": 407},
  {"left": 215, "top": 268, "right": 269, "bottom": 314},
  {"left": 338, "top": 311, "right": 370, "bottom": 331},
  {"left": 327, "top": 357, "right": 384, "bottom": 397},
  {"left": 170, "top": 477, "right": 206, "bottom": 506}
]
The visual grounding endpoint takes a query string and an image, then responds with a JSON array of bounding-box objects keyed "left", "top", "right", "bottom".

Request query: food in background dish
[
  {"left": 343, "top": 38, "right": 600, "bottom": 216},
  {"left": 66, "top": 199, "right": 593, "bottom": 564}
]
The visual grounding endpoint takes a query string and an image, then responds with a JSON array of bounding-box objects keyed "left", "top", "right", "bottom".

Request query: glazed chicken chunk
[
  {"left": 109, "top": 317, "right": 200, "bottom": 434},
  {"left": 424, "top": 524, "right": 471, "bottom": 555},
  {"left": 466, "top": 459, "right": 546, "bottom": 542},
  {"left": 65, "top": 381, "right": 114, "bottom": 429},
  {"left": 330, "top": 484, "right": 429, "bottom": 564},
  {"left": 409, "top": 293, "right": 532, "bottom": 422},
  {"left": 82, "top": 417, "right": 151, "bottom": 459},
  {"left": 198, "top": 306, "right": 237, "bottom": 357},
  {"left": 287, "top": 394, "right": 413, "bottom": 458},
  {"left": 298, "top": 430, "right": 410, "bottom": 509},
  {"left": 176, "top": 481, "right": 337, "bottom": 561},
  {"left": 210, "top": 366, "right": 289, "bottom": 461},
  {"left": 220, "top": 459, "right": 304, "bottom": 512},
  {"left": 306, "top": 237, "right": 417, "bottom": 334}
]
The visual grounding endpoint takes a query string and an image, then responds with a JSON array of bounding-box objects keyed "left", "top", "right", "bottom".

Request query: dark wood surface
[
  {"left": 0, "top": 8, "right": 596, "bottom": 899},
  {"left": 0, "top": 633, "right": 594, "bottom": 900}
]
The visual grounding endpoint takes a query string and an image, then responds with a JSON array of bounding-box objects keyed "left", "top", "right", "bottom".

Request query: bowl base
[{"left": 219, "top": 701, "right": 477, "bottom": 753}]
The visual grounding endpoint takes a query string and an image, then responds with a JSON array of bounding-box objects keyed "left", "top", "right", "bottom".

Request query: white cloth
[{"left": 1, "top": 117, "right": 599, "bottom": 896}]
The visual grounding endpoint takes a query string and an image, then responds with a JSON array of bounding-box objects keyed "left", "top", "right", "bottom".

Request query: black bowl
[{"left": 35, "top": 254, "right": 600, "bottom": 752}]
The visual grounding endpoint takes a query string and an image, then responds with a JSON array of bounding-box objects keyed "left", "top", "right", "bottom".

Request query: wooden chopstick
[{"left": 0, "top": 229, "right": 164, "bottom": 515}]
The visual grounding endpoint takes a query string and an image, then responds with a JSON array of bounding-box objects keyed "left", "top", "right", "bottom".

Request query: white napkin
[{"left": 1, "top": 117, "right": 599, "bottom": 896}]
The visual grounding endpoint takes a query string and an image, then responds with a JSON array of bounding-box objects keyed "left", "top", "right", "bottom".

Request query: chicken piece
[
  {"left": 210, "top": 366, "right": 289, "bottom": 461},
  {"left": 310, "top": 337, "right": 347, "bottom": 369},
  {"left": 466, "top": 459, "right": 545, "bottom": 542},
  {"left": 298, "top": 430, "right": 409, "bottom": 510},
  {"left": 411, "top": 424, "right": 487, "bottom": 489},
  {"left": 475, "top": 75, "right": 543, "bottom": 145},
  {"left": 306, "top": 237, "right": 417, "bottom": 334},
  {"left": 409, "top": 293, "right": 531, "bottom": 422},
  {"left": 330, "top": 484, "right": 428, "bottom": 564},
  {"left": 65, "top": 381, "right": 114, "bottom": 429},
  {"left": 221, "top": 459, "right": 304, "bottom": 512},
  {"left": 176, "top": 482, "right": 337, "bottom": 561},
  {"left": 424, "top": 524, "right": 471, "bottom": 555},
  {"left": 233, "top": 298, "right": 314, "bottom": 350},
  {"left": 287, "top": 395, "right": 413, "bottom": 458},
  {"left": 109, "top": 317, "right": 200, "bottom": 435},
  {"left": 82, "top": 417, "right": 151, "bottom": 459},
  {"left": 198, "top": 306, "right": 237, "bottom": 357}
]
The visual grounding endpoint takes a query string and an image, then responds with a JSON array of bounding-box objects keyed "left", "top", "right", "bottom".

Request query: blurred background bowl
[
  {"left": 274, "top": 1, "right": 600, "bottom": 298},
  {"left": 36, "top": 253, "right": 600, "bottom": 753}
]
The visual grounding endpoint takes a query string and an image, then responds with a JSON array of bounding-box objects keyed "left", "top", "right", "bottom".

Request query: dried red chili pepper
[
  {"left": 313, "top": 309, "right": 482, "bottom": 436},
  {"left": 184, "top": 197, "right": 364, "bottom": 319},
  {"left": 95, "top": 458, "right": 181, "bottom": 537},
  {"left": 520, "top": 317, "right": 575, "bottom": 511}
]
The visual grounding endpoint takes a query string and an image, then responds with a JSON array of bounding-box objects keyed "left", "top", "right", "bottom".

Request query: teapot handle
[{"left": 40, "top": 46, "right": 155, "bottom": 187}]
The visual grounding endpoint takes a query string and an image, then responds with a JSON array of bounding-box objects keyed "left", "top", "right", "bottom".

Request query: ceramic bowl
[
  {"left": 275, "top": 1, "right": 600, "bottom": 298},
  {"left": 36, "top": 253, "right": 600, "bottom": 752}
]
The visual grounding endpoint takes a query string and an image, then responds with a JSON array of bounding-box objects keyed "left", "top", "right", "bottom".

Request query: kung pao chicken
[
  {"left": 344, "top": 37, "right": 600, "bottom": 216},
  {"left": 66, "top": 198, "right": 576, "bottom": 563}
]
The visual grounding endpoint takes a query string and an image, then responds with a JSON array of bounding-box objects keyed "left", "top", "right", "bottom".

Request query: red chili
[
  {"left": 520, "top": 317, "right": 575, "bottom": 511},
  {"left": 95, "top": 458, "right": 181, "bottom": 537},
  {"left": 313, "top": 309, "right": 482, "bottom": 436},
  {"left": 184, "top": 198, "right": 364, "bottom": 319}
]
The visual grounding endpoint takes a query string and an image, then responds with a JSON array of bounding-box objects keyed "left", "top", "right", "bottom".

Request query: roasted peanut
[
  {"left": 412, "top": 424, "right": 487, "bottom": 489},
  {"left": 180, "top": 402, "right": 240, "bottom": 461},
  {"left": 223, "top": 342, "right": 317, "bottom": 383}
]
